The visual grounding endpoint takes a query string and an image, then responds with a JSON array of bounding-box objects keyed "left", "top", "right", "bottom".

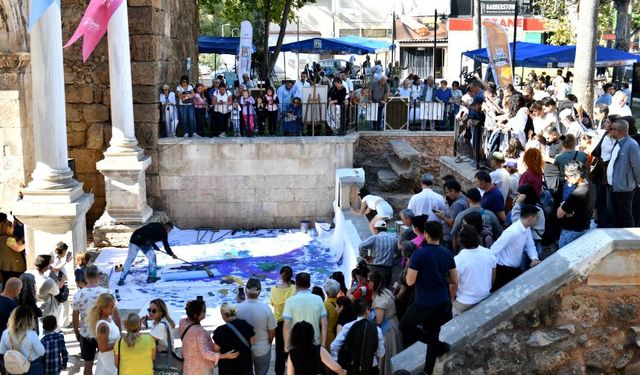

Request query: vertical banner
[
  {"left": 64, "top": 0, "right": 124, "bottom": 62},
  {"left": 237, "top": 20, "right": 253, "bottom": 79},
  {"left": 28, "top": 0, "right": 59, "bottom": 31},
  {"left": 483, "top": 20, "right": 513, "bottom": 88}
]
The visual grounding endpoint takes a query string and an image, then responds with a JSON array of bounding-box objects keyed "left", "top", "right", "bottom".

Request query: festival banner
[
  {"left": 64, "top": 0, "right": 124, "bottom": 62},
  {"left": 483, "top": 20, "right": 513, "bottom": 88},
  {"left": 28, "top": 0, "right": 59, "bottom": 31},
  {"left": 237, "top": 20, "right": 253, "bottom": 80}
]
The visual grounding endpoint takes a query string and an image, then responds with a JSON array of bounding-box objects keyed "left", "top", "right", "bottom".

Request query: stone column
[
  {"left": 12, "top": 4, "right": 93, "bottom": 265},
  {"left": 95, "top": 0, "right": 153, "bottom": 227}
]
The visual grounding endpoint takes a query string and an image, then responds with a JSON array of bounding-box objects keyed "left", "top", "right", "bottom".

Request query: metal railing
[{"left": 160, "top": 99, "right": 457, "bottom": 137}]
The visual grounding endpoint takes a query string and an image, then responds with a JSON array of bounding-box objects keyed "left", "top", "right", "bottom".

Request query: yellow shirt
[
  {"left": 324, "top": 297, "right": 339, "bottom": 349},
  {"left": 270, "top": 284, "right": 296, "bottom": 322},
  {"left": 114, "top": 334, "right": 156, "bottom": 375}
]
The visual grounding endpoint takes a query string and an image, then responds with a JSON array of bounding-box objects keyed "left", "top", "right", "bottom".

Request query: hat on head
[
  {"left": 374, "top": 220, "right": 387, "bottom": 229},
  {"left": 490, "top": 151, "right": 505, "bottom": 163},
  {"left": 246, "top": 278, "right": 261, "bottom": 292}
]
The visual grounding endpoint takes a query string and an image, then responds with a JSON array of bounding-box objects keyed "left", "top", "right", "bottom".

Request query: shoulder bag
[
  {"left": 225, "top": 321, "right": 250, "bottom": 350},
  {"left": 154, "top": 322, "right": 189, "bottom": 375}
]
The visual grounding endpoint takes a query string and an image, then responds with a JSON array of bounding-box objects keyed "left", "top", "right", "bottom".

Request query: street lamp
[{"left": 221, "top": 23, "right": 231, "bottom": 37}]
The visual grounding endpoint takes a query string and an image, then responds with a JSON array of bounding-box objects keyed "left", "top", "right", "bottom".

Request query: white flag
[{"left": 237, "top": 20, "right": 253, "bottom": 79}]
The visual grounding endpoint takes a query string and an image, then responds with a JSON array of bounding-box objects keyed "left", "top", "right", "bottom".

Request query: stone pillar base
[
  {"left": 12, "top": 183, "right": 94, "bottom": 268},
  {"left": 335, "top": 168, "right": 365, "bottom": 209},
  {"left": 92, "top": 210, "right": 168, "bottom": 248},
  {"left": 96, "top": 151, "right": 153, "bottom": 225}
]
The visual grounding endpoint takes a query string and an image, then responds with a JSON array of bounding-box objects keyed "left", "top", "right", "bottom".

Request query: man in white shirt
[
  {"left": 292, "top": 71, "right": 311, "bottom": 101},
  {"left": 340, "top": 72, "right": 354, "bottom": 96},
  {"left": 490, "top": 204, "right": 541, "bottom": 291},
  {"left": 237, "top": 278, "right": 276, "bottom": 375},
  {"left": 488, "top": 152, "right": 511, "bottom": 204},
  {"left": 452, "top": 225, "right": 497, "bottom": 316},
  {"left": 407, "top": 173, "right": 446, "bottom": 222}
]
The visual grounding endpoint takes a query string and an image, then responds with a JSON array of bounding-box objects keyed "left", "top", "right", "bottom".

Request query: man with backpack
[{"left": 330, "top": 299, "right": 385, "bottom": 375}]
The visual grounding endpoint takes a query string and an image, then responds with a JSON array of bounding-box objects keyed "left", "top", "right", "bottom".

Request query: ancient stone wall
[
  {"left": 155, "top": 136, "right": 357, "bottom": 229},
  {"left": 0, "top": 0, "right": 33, "bottom": 212},
  {"left": 353, "top": 132, "right": 454, "bottom": 212},
  {"left": 443, "top": 277, "right": 640, "bottom": 374},
  {"left": 391, "top": 229, "right": 640, "bottom": 374},
  {"left": 61, "top": 0, "right": 199, "bottom": 224}
]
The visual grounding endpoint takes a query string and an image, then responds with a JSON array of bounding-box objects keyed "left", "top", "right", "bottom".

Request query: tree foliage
[
  {"left": 199, "top": 0, "right": 315, "bottom": 80},
  {"left": 532, "top": 0, "right": 630, "bottom": 46}
]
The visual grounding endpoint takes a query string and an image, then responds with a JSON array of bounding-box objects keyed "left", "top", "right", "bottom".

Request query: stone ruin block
[{"left": 387, "top": 139, "right": 420, "bottom": 180}]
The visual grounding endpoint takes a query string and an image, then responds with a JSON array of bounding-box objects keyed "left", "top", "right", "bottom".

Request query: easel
[{"left": 303, "top": 81, "right": 323, "bottom": 136}]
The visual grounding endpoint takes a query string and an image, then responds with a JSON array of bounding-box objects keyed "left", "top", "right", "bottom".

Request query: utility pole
[
  {"left": 474, "top": 0, "right": 482, "bottom": 76},
  {"left": 433, "top": 9, "right": 437, "bottom": 78}
]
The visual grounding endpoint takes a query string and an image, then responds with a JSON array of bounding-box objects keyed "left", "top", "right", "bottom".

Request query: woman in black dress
[{"left": 288, "top": 321, "right": 344, "bottom": 375}]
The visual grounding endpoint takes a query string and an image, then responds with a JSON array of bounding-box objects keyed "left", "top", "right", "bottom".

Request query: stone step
[
  {"left": 388, "top": 140, "right": 420, "bottom": 180},
  {"left": 377, "top": 169, "right": 401, "bottom": 191}
]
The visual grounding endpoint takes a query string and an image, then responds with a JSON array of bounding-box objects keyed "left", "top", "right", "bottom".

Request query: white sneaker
[
  {"left": 219, "top": 133, "right": 226, "bottom": 137},
  {"left": 193, "top": 134, "right": 202, "bottom": 138}
]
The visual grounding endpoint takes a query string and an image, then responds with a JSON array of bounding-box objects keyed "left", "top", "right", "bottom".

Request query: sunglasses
[{"left": 147, "top": 308, "right": 158, "bottom": 314}]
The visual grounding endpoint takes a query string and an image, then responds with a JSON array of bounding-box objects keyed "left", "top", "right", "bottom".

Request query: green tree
[{"left": 200, "top": 0, "right": 315, "bottom": 81}]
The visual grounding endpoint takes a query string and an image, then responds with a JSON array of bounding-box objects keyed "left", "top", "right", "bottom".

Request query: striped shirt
[
  {"left": 41, "top": 331, "right": 68, "bottom": 375},
  {"left": 358, "top": 232, "right": 397, "bottom": 267}
]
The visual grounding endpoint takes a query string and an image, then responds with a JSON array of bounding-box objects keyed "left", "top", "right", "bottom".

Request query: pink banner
[{"left": 64, "top": 0, "right": 123, "bottom": 62}]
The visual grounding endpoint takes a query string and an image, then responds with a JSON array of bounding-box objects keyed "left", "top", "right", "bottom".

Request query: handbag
[{"left": 154, "top": 321, "right": 187, "bottom": 375}]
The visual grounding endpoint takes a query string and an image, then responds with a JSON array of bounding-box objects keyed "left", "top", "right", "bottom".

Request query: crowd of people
[{"left": 159, "top": 56, "right": 469, "bottom": 138}]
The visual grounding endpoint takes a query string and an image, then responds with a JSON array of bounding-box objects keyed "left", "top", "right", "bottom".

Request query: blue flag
[{"left": 28, "top": 0, "right": 59, "bottom": 32}]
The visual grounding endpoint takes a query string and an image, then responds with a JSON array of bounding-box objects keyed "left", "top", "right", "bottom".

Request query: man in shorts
[{"left": 72, "top": 265, "right": 121, "bottom": 375}]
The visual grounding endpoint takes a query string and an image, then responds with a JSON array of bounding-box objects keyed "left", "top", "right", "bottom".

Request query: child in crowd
[
  {"left": 264, "top": 87, "right": 279, "bottom": 136},
  {"left": 193, "top": 83, "right": 208, "bottom": 137},
  {"left": 74, "top": 252, "right": 91, "bottom": 289},
  {"left": 231, "top": 100, "right": 241, "bottom": 137},
  {"left": 41, "top": 316, "right": 68, "bottom": 375},
  {"left": 284, "top": 97, "right": 303, "bottom": 136},
  {"left": 255, "top": 97, "right": 266, "bottom": 136},
  {"left": 239, "top": 89, "right": 256, "bottom": 136}
]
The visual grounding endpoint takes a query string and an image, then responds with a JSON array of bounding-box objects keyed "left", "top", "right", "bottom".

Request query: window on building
[
  {"left": 362, "top": 29, "right": 390, "bottom": 38},
  {"left": 339, "top": 29, "right": 360, "bottom": 37}
]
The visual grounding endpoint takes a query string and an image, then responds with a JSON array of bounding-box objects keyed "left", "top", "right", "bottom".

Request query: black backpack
[{"left": 338, "top": 319, "right": 379, "bottom": 375}]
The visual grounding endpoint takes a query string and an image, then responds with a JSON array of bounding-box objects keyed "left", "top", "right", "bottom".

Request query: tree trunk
[
  {"left": 473, "top": 0, "right": 482, "bottom": 75},
  {"left": 573, "top": 0, "right": 601, "bottom": 116},
  {"left": 259, "top": 0, "right": 272, "bottom": 80},
  {"left": 613, "top": 0, "right": 631, "bottom": 83},
  {"left": 566, "top": 0, "right": 579, "bottom": 41},
  {"left": 266, "top": 0, "right": 294, "bottom": 81}
]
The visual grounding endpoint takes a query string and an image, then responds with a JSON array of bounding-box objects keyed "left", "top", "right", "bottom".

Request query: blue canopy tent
[
  {"left": 198, "top": 36, "right": 256, "bottom": 54},
  {"left": 271, "top": 36, "right": 394, "bottom": 54},
  {"left": 462, "top": 41, "right": 640, "bottom": 68}
]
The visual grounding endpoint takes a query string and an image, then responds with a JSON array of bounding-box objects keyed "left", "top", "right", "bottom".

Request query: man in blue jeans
[
  {"left": 557, "top": 160, "right": 596, "bottom": 247},
  {"left": 399, "top": 221, "right": 458, "bottom": 375},
  {"left": 118, "top": 222, "right": 176, "bottom": 286}
]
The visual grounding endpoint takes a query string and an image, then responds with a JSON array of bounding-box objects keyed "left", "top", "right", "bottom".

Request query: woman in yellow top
[
  {"left": 269, "top": 265, "right": 296, "bottom": 375},
  {"left": 115, "top": 313, "right": 156, "bottom": 375},
  {"left": 0, "top": 220, "right": 26, "bottom": 283}
]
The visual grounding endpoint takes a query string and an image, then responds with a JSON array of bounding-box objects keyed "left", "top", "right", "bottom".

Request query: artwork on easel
[{"left": 302, "top": 85, "right": 327, "bottom": 123}]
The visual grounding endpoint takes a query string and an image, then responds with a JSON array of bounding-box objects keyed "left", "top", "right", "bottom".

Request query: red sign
[{"left": 602, "top": 34, "right": 616, "bottom": 40}]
